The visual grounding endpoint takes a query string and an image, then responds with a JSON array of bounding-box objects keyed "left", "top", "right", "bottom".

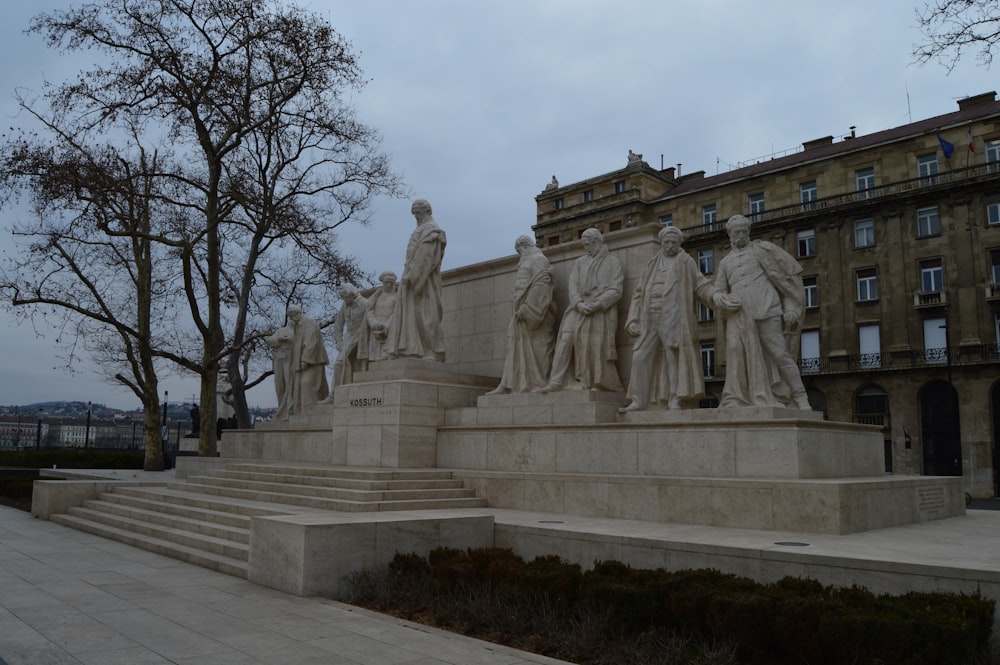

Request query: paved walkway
[{"left": 0, "top": 506, "right": 570, "bottom": 665}]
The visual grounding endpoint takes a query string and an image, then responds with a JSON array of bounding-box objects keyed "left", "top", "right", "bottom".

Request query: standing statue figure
[
  {"left": 330, "top": 284, "right": 368, "bottom": 388},
  {"left": 387, "top": 199, "right": 447, "bottom": 361},
  {"left": 266, "top": 323, "right": 295, "bottom": 420},
  {"left": 620, "top": 226, "right": 725, "bottom": 412},
  {"left": 542, "top": 228, "right": 624, "bottom": 392},
  {"left": 359, "top": 270, "right": 399, "bottom": 363},
  {"left": 487, "top": 236, "right": 557, "bottom": 395},
  {"left": 286, "top": 304, "right": 329, "bottom": 414},
  {"left": 714, "top": 215, "right": 811, "bottom": 410}
]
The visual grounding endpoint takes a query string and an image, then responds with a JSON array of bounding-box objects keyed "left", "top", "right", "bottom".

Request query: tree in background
[
  {"left": 914, "top": 0, "right": 1000, "bottom": 71},
  {"left": 0, "top": 128, "right": 175, "bottom": 470},
  {"left": 2, "top": 0, "right": 405, "bottom": 457}
]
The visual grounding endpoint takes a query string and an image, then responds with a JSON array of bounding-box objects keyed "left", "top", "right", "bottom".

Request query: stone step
[
  {"left": 62, "top": 505, "right": 249, "bottom": 561},
  {"left": 97, "top": 491, "right": 255, "bottom": 529},
  {"left": 81, "top": 497, "right": 250, "bottom": 545},
  {"left": 222, "top": 463, "right": 458, "bottom": 482},
  {"left": 205, "top": 469, "right": 467, "bottom": 491},
  {"left": 171, "top": 481, "right": 487, "bottom": 512},
  {"left": 50, "top": 513, "right": 248, "bottom": 578},
  {"left": 181, "top": 475, "right": 477, "bottom": 502},
  {"left": 112, "top": 486, "right": 308, "bottom": 518}
]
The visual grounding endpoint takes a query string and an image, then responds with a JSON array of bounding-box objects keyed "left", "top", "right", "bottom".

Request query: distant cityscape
[{"left": 0, "top": 401, "right": 275, "bottom": 450}]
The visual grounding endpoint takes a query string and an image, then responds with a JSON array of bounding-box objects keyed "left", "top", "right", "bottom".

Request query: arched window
[{"left": 854, "top": 385, "right": 888, "bottom": 427}]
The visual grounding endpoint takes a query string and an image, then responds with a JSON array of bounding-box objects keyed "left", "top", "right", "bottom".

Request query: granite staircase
[{"left": 49, "top": 463, "right": 486, "bottom": 577}]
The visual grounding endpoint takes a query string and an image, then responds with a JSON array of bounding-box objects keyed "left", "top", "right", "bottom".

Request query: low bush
[{"left": 345, "top": 547, "right": 996, "bottom": 665}]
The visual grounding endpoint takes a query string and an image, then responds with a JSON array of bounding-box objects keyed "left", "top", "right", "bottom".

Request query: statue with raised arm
[
  {"left": 359, "top": 270, "right": 399, "bottom": 363},
  {"left": 714, "top": 215, "right": 811, "bottom": 410},
  {"left": 542, "top": 228, "right": 624, "bottom": 392},
  {"left": 286, "top": 304, "right": 329, "bottom": 414},
  {"left": 620, "top": 226, "right": 724, "bottom": 412},
  {"left": 387, "top": 199, "right": 447, "bottom": 361},
  {"left": 487, "top": 236, "right": 556, "bottom": 395},
  {"left": 330, "top": 283, "right": 368, "bottom": 388},
  {"left": 266, "top": 323, "right": 295, "bottom": 420}
]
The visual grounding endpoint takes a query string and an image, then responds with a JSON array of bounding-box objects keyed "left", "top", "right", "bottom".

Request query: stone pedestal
[{"left": 328, "top": 359, "right": 495, "bottom": 468}]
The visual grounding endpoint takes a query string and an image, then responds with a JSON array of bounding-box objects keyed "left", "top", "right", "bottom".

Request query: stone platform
[{"left": 219, "top": 364, "right": 965, "bottom": 535}]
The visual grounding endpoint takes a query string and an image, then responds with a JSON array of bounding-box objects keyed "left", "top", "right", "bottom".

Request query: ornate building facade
[{"left": 533, "top": 91, "right": 1000, "bottom": 497}]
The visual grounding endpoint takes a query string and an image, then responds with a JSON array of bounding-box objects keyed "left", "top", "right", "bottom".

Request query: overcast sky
[{"left": 0, "top": 0, "right": 996, "bottom": 410}]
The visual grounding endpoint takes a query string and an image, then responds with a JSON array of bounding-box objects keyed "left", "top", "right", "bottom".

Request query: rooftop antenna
[{"left": 905, "top": 82, "right": 912, "bottom": 123}]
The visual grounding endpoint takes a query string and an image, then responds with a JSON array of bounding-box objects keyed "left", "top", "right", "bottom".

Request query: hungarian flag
[
  {"left": 937, "top": 132, "right": 955, "bottom": 158},
  {"left": 968, "top": 126, "right": 976, "bottom": 153},
  {"left": 902, "top": 425, "right": 912, "bottom": 449}
]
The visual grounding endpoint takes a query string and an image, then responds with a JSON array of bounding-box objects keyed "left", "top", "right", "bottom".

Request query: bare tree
[
  {"left": 914, "top": 0, "right": 1000, "bottom": 71},
  {"left": 0, "top": 125, "right": 178, "bottom": 470},
  {"left": 9, "top": 0, "right": 405, "bottom": 455}
]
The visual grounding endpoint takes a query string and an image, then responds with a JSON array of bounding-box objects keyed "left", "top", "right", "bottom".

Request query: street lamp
[{"left": 84, "top": 400, "right": 92, "bottom": 449}]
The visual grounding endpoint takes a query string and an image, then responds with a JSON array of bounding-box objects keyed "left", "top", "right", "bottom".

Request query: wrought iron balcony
[
  {"left": 682, "top": 161, "right": 1000, "bottom": 239},
  {"left": 704, "top": 344, "right": 1000, "bottom": 381}
]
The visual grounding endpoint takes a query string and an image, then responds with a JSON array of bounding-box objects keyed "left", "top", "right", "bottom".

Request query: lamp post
[
  {"left": 162, "top": 390, "right": 169, "bottom": 469},
  {"left": 84, "top": 400, "right": 92, "bottom": 449}
]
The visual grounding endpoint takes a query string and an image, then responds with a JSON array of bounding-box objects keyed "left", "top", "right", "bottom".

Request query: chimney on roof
[
  {"left": 802, "top": 136, "right": 834, "bottom": 150},
  {"left": 676, "top": 163, "right": 682, "bottom": 177},
  {"left": 957, "top": 91, "right": 997, "bottom": 111}
]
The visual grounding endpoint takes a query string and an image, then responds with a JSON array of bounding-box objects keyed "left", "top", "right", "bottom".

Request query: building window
[
  {"left": 990, "top": 249, "right": 1000, "bottom": 284},
  {"left": 923, "top": 317, "right": 948, "bottom": 364},
  {"left": 800, "top": 181, "right": 818, "bottom": 210},
  {"left": 917, "top": 206, "right": 941, "bottom": 237},
  {"left": 986, "top": 140, "right": 1000, "bottom": 172},
  {"left": 856, "top": 167, "right": 875, "bottom": 198},
  {"left": 803, "top": 276, "right": 818, "bottom": 309},
  {"left": 917, "top": 153, "right": 939, "bottom": 185},
  {"left": 554, "top": 198, "right": 564, "bottom": 210},
  {"left": 919, "top": 258, "right": 943, "bottom": 293},
  {"left": 608, "top": 220, "right": 622, "bottom": 232},
  {"left": 698, "top": 302, "right": 715, "bottom": 322},
  {"left": 748, "top": 193, "right": 765, "bottom": 219},
  {"left": 547, "top": 235, "right": 560, "bottom": 246},
  {"left": 659, "top": 214, "right": 673, "bottom": 226},
  {"left": 858, "top": 324, "right": 881, "bottom": 368},
  {"left": 614, "top": 180, "right": 626, "bottom": 194},
  {"left": 702, "top": 204, "right": 717, "bottom": 226},
  {"left": 797, "top": 228, "right": 816, "bottom": 257},
  {"left": 855, "top": 385, "right": 888, "bottom": 424},
  {"left": 700, "top": 342, "right": 715, "bottom": 378},
  {"left": 800, "top": 330, "right": 820, "bottom": 373},
  {"left": 582, "top": 189, "right": 594, "bottom": 203},
  {"left": 854, "top": 218, "right": 875, "bottom": 248},
  {"left": 856, "top": 268, "right": 878, "bottom": 302},
  {"left": 988, "top": 203, "right": 1000, "bottom": 225},
  {"left": 697, "top": 249, "right": 714, "bottom": 274}
]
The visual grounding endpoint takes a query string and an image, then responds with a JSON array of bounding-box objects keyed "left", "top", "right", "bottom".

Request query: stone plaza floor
[{"left": 0, "top": 505, "right": 571, "bottom": 665}]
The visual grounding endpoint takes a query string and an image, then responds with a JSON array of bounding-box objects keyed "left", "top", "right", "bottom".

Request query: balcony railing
[
  {"left": 704, "top": 344, "right": 1000, "bottom": 381},
  {"left": 986, "top": 282, "right": 1000, "bottom": 300},
  {"left": 913, "top": 290, "right": 947, "bottom": 307},
  {"left": 853, "top": 412, "right": 889, "bottom": 428},
  {"left": 682, "top": 162, "right": 1000, "bottom": 238}
]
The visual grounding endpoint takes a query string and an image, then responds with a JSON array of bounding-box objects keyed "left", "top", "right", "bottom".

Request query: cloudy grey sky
[{"left": 0, "top": 0, "right": 995, "bottom": 410}]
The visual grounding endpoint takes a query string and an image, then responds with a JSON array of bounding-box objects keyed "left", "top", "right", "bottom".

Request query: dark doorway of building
[{"left": 920, "top": 380, "right": 962, "bottom": 476}]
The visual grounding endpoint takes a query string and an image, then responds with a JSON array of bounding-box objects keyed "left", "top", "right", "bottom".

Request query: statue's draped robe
[
  {"left": 624, "top": 251, "right": 716, "bottom": 408},
  {"left": 550, "top": 247, "right": 624, "bottom": 391},
  {"left": 497, "top": 252, "right": 556, "bottom": 392},
  {"left": 290, "top": 315, "right": 329, "bottom": 414},
  {"left": 715, "top": 240, "right": 804, "bottom": 407},
  {"left": 388, "top": 220, "right": 447, "bottom": 360}
]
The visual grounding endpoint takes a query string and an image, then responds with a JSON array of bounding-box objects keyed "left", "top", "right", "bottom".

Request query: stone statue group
[
  {"left": 267, "top": 199, "right": 447, "bottom": 419},
  {"left": 487, "top": 213, "right": 812, "bottom": 414},
  {"left": 267, "top": 200, "right": 811, "bottom": 420}
]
